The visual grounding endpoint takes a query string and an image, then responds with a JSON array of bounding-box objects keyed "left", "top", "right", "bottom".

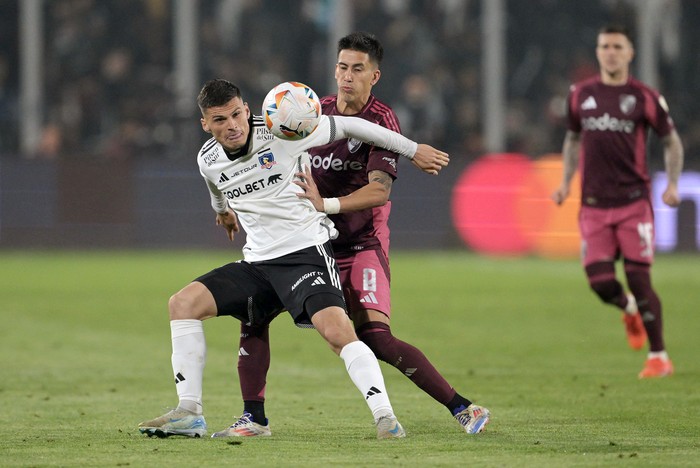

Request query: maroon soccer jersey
[
  {"left": 567, "top": 76, "right": 675, "bottom": 207},
  {"left": 309, "top": 94, "right": 401, "bottom": 254}
]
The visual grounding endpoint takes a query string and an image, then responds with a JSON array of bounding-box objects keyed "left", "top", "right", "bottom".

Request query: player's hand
[
  {"left": 294, "top": 166, "right": 324, "bottom": 212},
  {"left": 551, "top": 185, "right": 569, "bottom": 205},
  {"left": 216, "top": 208, "right": 239, "bottom": 241},
  {"left": 662, "top": 185, "right": 681, "bottom": 207},
  {"left": 411, "top": 144, "right": 449, "bottom": 175}
]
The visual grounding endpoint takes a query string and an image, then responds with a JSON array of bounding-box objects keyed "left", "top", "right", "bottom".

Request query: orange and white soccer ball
[{"left": 262, "top": 81, "right": 322, "bottom": 140}]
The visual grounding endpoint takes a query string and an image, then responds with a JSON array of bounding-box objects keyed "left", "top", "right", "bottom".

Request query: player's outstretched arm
[
  {"left": 331, "top": 115, "right": 452, "bottom": 175},
  {"left": 411, "top": 144, "right": 450, "bottom": 175},
  {"left": 216, "top": 208, "right": 240, "bottom": 241},
  {"left": 295, "top": 166, "right": 393, "bottom": 214}
]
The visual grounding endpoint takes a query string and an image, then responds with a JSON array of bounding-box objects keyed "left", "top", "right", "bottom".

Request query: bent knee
[{"left": 168, "top": 283, "right": 215, "bottom": 321}]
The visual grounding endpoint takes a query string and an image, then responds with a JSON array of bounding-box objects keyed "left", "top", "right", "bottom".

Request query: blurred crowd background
[
  {"left": 2, "top": 0, "right": 699, "bottom": 166},
  {"left": 0, "top": 0, "right": 697, "bottom": 250}
]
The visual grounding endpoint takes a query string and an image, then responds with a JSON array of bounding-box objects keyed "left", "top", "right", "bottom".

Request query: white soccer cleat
[
  {"left": 211, "top": 412, "right": 272, "bottom": 437},
  {"left": 455, "top": 404, "right": 490, "bottom": 434},
  {"left": 376, "top": 414, "right": 406, "bottom": 439},
  {"left": 138, "top": 408, "right": 207, "bottom": 438}
]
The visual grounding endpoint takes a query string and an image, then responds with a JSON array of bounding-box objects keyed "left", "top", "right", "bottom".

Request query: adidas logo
[
  {"left": 219, "top": 173, "right": 230, "bottom": 183},
  {"left": 174, "top": 372, "right": 186, "bottom": 384},
  {"left": 311, "top": 277, "right": 326, "bottom": 286},
  {"left": 581, "top": 95, "right": 597, "bottom": 110},
  {"left": 365, "top": 386, "right": 382, "bottom": 400},
  {"left": 238, "top": 347, "right": 249, "bottom": 357},
  {"left": 359, "top": 292, "right": 378, "bottom": 304},
  {"left": 404, "top": 368, "right": 417, "bottom": 378}
]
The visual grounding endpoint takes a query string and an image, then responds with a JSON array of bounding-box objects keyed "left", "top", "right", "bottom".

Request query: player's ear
[
  {"left": 201, "top": 118, "right": 211, "bottom": 133},
  {"left": 371, "top": 69, "right": 381, "bottom": 86},
  {"left": 244, "top": 102, "right": 250, "bottom": 118}
]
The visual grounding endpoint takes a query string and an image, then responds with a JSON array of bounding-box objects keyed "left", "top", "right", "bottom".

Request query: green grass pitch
[{"left": 1, "top": 250, "right": 698, "bottom": 466}]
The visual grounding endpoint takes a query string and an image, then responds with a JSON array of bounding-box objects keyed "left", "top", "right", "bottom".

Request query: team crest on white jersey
[
  {"left": 619, "top": 94, "right": 636, "bottom": 115},
  {"left": 347, "top": 138, "right": 363, "bottom": 153},
  {"left": 258, "top": 151, "right": 277, "bottom": 169}
]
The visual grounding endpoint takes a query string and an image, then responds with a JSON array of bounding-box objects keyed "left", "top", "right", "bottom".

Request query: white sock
[
  {"left": 624, "top": 293, "right": 637, "bottom": 314},
  {"left": 648, "top": 351, "right": 669, "bottom": 361},
  {"left": 340, "top": 340, "right": 394, "bottom": 421},
  {"left": 170, "top": 319, "right": 206, "bottom": 414}
]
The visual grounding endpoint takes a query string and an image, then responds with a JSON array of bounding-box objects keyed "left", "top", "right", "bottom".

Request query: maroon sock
[
  {"left": 237, "top": 323, "right": 270, "bottom": 405},
  {"left": 625, "top": 263, "right": 665, "bottom": 351},
  {"left": 585, "top": 262, "right": 628, "bottom": 309},
  {"left": 356, "top": 322, "right": 460, "bottom": 409}
]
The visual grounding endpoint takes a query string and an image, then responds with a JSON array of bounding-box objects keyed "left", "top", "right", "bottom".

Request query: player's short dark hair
[
  {"left": 598, "top": 24, "right": 634, "bottom": 46},
  {"left": 337, "top": 31, "right": 384, "bottom": 65},
  {"left": 197, "top": 79, "right": 242, "bottom": 113}
]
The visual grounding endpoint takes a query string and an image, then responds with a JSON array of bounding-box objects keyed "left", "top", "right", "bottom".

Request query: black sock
[
  {"left": 447, "top": 393, "right": 473, "bottom": 416},
  {"left": 243, "top": 400, "right": 267, "bottom": 425}
]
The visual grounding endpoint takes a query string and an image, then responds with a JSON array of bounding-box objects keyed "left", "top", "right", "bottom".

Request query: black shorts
[{"left": 195, "top": 241, "right": 346, "bottom": 328}]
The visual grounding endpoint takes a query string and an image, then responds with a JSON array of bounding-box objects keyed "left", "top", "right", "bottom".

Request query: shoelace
[
  {"left": 455, "top": 412, "right": 473, "bottom": 426},
  {"left": 230, "top": 412, "right": 254, "bottom": 429},
  {"left": 457, "top": 407, "right": 486, "bottom": 428}
]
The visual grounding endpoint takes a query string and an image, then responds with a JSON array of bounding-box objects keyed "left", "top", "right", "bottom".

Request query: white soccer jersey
[{"left": 197, "top": 114, "right": 417, "bottom": 262}]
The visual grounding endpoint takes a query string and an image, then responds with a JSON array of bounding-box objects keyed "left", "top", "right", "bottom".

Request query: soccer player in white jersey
[
  {"left": 225, "top": 32, "right": 490, "bottom": 438},
  {"left": 138, "top": 79, "right": 449, "bottom": 439}
]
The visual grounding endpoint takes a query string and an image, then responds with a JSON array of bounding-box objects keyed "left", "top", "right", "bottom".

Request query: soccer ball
[{"left": 262, "top": 81, "right": 322, "bottom": 140}]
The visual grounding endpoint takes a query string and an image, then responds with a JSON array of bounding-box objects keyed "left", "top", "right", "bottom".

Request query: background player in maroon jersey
[
  {"left": 221, "top": 32, "right": 490, "bottom": 437},
  {"left": 552, "top": 25, "right": 684, "bottom": 378}
]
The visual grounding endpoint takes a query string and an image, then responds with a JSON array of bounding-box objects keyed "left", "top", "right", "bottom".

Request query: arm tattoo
[{"left": 369, "top": 170, "right": 393, "bottom": 192}]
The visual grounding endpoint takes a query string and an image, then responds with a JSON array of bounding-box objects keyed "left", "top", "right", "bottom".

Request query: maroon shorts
[
  {"left": 336, "top": 248, "right": 392, "bottom": 318},
  {"left": 579, "top": 198, "right": 655, "bottom": 267}
]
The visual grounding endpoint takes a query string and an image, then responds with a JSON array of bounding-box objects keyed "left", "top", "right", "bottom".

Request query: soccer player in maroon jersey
[
  {"left": 218, "top": 32, "right": 490, "bottom": 438},
  {"left": 552, "top": 25, "right": 684, "bottom": 378}
]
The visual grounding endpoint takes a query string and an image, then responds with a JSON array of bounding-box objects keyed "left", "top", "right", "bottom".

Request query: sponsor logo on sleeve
[{"left": 204, "top": 148, "right": 221, "bottom": 166}]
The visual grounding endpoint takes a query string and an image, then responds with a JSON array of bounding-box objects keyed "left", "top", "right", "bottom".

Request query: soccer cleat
[
  {"left": 622, "top": 312, "right": 647, "bottom": 350},
  {"left": 455, "top": 404, "right": 490, "bottom": 434},
  {"left": 375, "top": 414, "right": 406, "bottom": 439},
  {"left": 638, "top": 357, "right": 674, "bottom": 378},
  {"left": 138, "top": 408, "right": 207, "bottom": 438},
  {"left": 211, "top": 412, "right": 271, "bottom": 437}
]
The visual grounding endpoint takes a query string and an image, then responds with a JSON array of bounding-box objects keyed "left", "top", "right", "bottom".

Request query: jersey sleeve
[
  {"left": 205, "top": 178, "right": 228, "bottom": 214},
  {"left": 197, "top": 145, "right": 229, "bottom": 215},
  {"left": 644, "top": 90, "right": 675, "bottom": 138},
  {"left": 566, "top": 84, "right": 582, "bottom": 133},
  {"left": 366, "top": 108, "right": 401, "bottom": 177},
  {"left": 331, "top": 115, "right": 418, "bottom": 159}
]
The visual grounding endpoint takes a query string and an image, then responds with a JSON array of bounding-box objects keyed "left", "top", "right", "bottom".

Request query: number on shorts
[
  {"left": 637, "top": 222, "right": 653, "bottom": 258},
  {"left": 363, "top": 268, "right": 377, "bottom": 292}
]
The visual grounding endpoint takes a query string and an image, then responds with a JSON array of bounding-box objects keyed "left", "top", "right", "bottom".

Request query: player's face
[
  {"left": 335, "top": 49, "right": 381, "bottom": 113},
  {"left": 596, "top": 33, "right": 634, "bottom": 81},
  {"left": 200, "top": 97, "right": 250, "bottom": 152}
]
